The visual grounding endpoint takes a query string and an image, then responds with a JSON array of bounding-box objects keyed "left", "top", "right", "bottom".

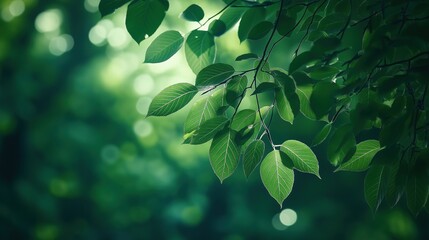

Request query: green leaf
[
  {"left": 281, "top": 140, "right": 320, "bottom": 178},
  {"left": 271, "top": 70, "right": 296, "bottom": 93},
  {"left": 209, "top": 129, "right": 240, "bottom": 183},
  {"left": 248, "top": 21, "right": 273, "bottom": 40},
  {"left": 364, "top": 165, "right": 386, "bottom": 213},
  {"left": 308, "top": 66, "right": 339, "bottom": 81},
  {"left": 296, "top": 86, "right": 317, "bottom": 120},
  {"left": 251, "top": 82, "right": 278, "bottom": 95},
  {"left": 336, "top": 140, "right": 381, "bottom": 172},
  {"left": 277, "top": 12, "right": 296, "bottom": 36},
  {"left": 181, "top": 4, "right": 204, "bottom": 22},
  {"left": 310, "top": 82, "right": 338, "bottom": 119},
  {"left": 289, "top": 51, "right": 321, "bottom": 74},
  {"left": 184, "top": 89, "right": 225, "bottom": 134},
  {"left": 275, "top": 89, "right": 294, "bottom": 124},
  {"left": 185, "top": 30, "right": 216, "bottom": 74},
  {"left": 254, "top": 61, "right": 271, "bottom": 83},
  {"left": 312, "top": 36, "right": 341, "bottom": 53},
  {"left": 147, "top": 83, "right": 197, "bottom": 117},
  {"left": 186, "top": 116, "right": 229, "bottom": 145},
  {"left": 217, "top": 7, "right": 244, "bottom": 35},
  {"left": 318, "top": 14, "right": 347, "bottom": 34},
  {"left": 195, "top": 63, "right": 235, "bottom": 89},
  {"left": 226, "top": 75, "right": 247, "bottom": 106},
  {"left": 312, "top": 122, "right": 332, "bottom": 146},
  {"left": 99, "top": 0, "right": 131, "bottom": 17},
  {"left": 235, "top": 53, "right": 259, "bottom": 61},
  {"left": 238, "top": 7, "right": 266, "bottom": 42},
  {"left": 144, "top": 30, "right": 184, "bottom": 63},
  {"left": 243, "top": 140, "right": 265, "bottom": 178},
  {"left": 208, "top": 20, "right": 227, "bottom": 36},
  {"left": 406, "top": 173, "right": 429, "bottom": 216},
  {"left": 126, "top": 0, "right": 166, "bottom": 43},
  {"left": 231, "top": 109, "right": 256, "bottom": 131},
  {"left": 260, "top": 150, "right": 294, "bottom": 207},
  {"left": 327, "top": 125, "right": 356, "bottom": 166}
]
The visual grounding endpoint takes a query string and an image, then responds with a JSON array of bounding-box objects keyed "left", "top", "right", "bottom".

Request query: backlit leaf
[
  {"left": 327, "top": 125, "right": 356, "bottom": 166},
  {"left": 260, "top": 150, "right": 294, "bottom": 207},
  {"left": 209, "top": 129, "right": 240, "bottom": 183},
  {"left": 196, "top": 63, "right": 235, "bottom": 89},
  {"left": 312, "top": 122, "right": 332, "bottom": 146},
  {"left": 185, "top": 30, "right": 216, "bottom": 74},
  {"left": 364, "top": 165, "right": 386, "bottom": 213},
  {"left": 238, "top": 7, "right": 266, "bottom": 42},
  {"left": 275, "top": 89, "right": 294, "bottom": 124},
  {"left": 181, "top": 4, "right": 204, "bottom": 22},
  {"left": 243, "top": 140, "right": 265, "bottom": 178},
  {"left": 281, "top": 140, "right": 320, "bottom": 178},
  {"left": 147, "top": 83, "right": 197, "bottom": 117},
  {"left": 186, "top": 116, "right": 229, "bottom": 144},
  {"left": 99, "top": 0, "right": 131, "bottom": 17},
  {"left": 231, "top": 109, "right": 256, "bottom": 131},
  {"left": 336, "top": 140, "right": 381, "bottom": 172},
  {"left": 144, "top": 30, "right": 184, "bottom": 63},
  {"left": 248, "top": 21, "right": 273, "bottom": 40}
]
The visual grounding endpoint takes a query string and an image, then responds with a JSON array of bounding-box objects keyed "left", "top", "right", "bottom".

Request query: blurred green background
[{"left": 0, "top": 0, "right": 428, "bottom": 239}]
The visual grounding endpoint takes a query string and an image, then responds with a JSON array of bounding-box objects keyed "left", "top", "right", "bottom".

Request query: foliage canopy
[{"left": 99, "top": 0, "right": 429, "bottom": 214}]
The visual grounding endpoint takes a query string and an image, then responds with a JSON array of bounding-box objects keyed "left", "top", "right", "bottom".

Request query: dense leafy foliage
[{"left": 99, "top": 0, "right": 429, "bottom": 214}]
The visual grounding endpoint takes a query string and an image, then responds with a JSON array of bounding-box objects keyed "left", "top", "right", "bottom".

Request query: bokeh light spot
[
  {"left": 89, "top": 24, "right": 107, "bottom": 46},
  {"left": 136, "top": 97, "right": 151, "bottom": 115},
  {"left": 134, "top": 74, "right": 154, "bottom": 95},
  {"left": 101, "top": 144, "right": 120, "bottom": 164},
  {"left": 35, "top": 9, "right": 63, "bottom": 33},
  {"left": 84, "top": 0, "right": 100, "bottom": 13},
  {"left": 49, "top": 34, "right": 74, "bottom": 56},
  {"left": 107, "top": 27, "right": 129, "bottom": 49},
  {"left": 279, "top": 208, "right": 297, "bottom": 227},
  {"left": 133, "top": 120, "right": 153, "bottom": 138}
]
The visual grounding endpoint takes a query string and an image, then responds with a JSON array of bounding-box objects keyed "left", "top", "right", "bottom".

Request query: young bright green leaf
[
  {"left": 144, "top": 31, "right": 184, "bottom": 63},
  {"left": 243, "top": 140, "right": 265, "bottom": 178},
  {"left": 280, "top": 140, "right": 320, "bottom": 178},
  {"left": 327, "top": 125, "right": 356, "bottom": 166},
  {"left": 254, "top": 60, "right": 271, "bottom": 83},
  {"left": 275, "top": 89, "right": 294, "bottom": 124},
  {"left": 277, "top": 12, "right": 296, "bottom": 36},
  {"left": 195, "top": 63, "right": 235, "bottom": 89},
  {"left": 312, "top": 122, "right": 332, "bottom": 146},
  {"left": 147, "top": 83, "right": 197, "bottom": 117},
  {"left": 406, "top": 173, "right": 429, "bottom": 216},
  {"left": 238, "top": 7, "right": 266, "bottom": 42},
  {"left": 248, "top": 21, "right": 273, "bottom": 40},
  {"left": 181, "top": 4, "right": 204, "bottom": 22},
  {"left": 186, "top": 116, "right": 229, "bottom": 145},
  {"left": 336, "top": 140, "right": 381, "bottom": 172},
  {"left": 296, "top": 86, "right": 317, "bottom": 120},
  {"left": 99, "top": 0, "right": 131, "bottom": 17},
  {"left": 185, "top": 30, "right": 216, "bottom": 74},
  {"left": 260, "top": 150, "right": 294, "bottom": 207},
  {"left": 226, "top": 75, "right": 248, "bottom": 106},
  {"left": 126, "top": 0, "right": 166, "bottom": 43},
  {"left": 235, "top": 53, "right": 259, "bottom": 61},
  {"left": 184, "top": 90, "right": 225, "bottom": 134},
  {"left": 364, "top": 165, "right": 386, "bottom": 213},
  {"left": 310, "top": 82, "right": 339, "bottom": 119},
  {"left": 251, "top": 82, "right": 278, "bottom": 95},
  {"left": 231, "top": 109, "right": 256, "bottom": 131},
  {"left": 209, "top": 129, "right": 240, "bottom": 183}
]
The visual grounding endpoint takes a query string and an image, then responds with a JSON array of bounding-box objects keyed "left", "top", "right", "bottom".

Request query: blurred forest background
[{"left": 0, "top": 0, "right": 428, "bottom": 239}]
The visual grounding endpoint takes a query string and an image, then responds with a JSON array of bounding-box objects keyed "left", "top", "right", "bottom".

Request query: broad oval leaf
[
  {"left": 277, "top": 12, "right": 296, "bottom": 36},
  {"left": 318, "top": 13, "right": 347, "bottom": 34},
  {"left": 184, "top": 89, "right": 225, "bottom": 133},
  {"left": 281, "top": 140, "right": 320, "bottom": 178},
  {"left": 99, "top": 0, "right": 131, "bottom": 17},
  {"left": 208, "top": 20, "right": 227, "bottom": 36},
  {"left": 311, "top": 122, "right": 332, "bottom": 146},
  {"left": 144, "top": 30, "right": 184, "bottom": 63},
  {"left": 209, "top": 129, "right": 240, "bottom": 183},
  {"left": 310, "top": 81, "right": 339, "bottom": 119},
  {"left": 126, "top": 0, "right": 166, "bottom": 43},
  {"left": 251, "top": 82, "right": 278, "bottom": 95},
  {"left": 275, "top": 89, "right": 294, "bottom": 124},
  {"left": 147, "top": 83, "right": 197, "bottom": 117},
  {"left": 226, "top": 75, "right": 248, "bottom": 106},
  {"left": 186, "top": 116, "right": 229, "bottom": 145},
  {"left": 336, "top": 140, "right": 381, "bottom": 172},
  {"left": 181, "top": 4, "right": 204, "bottom": 22},
  {"left": 327, "top": 125, "right": 356, "bottom": 166},
  {"left": 196, "top": 63, "right": 235, "bottom": 89},
  {"left": 289, "top": 51, "right": 321, "bottom": 74},
  {"left": 406, "top": 172, "right": 429, "bottom": 216},
  {"left": 260, "top": 150, "right": 294, "bottom": 207},
  {"left": 308, "top": 66, "right": 339, "bottom": 81},
  {"left": 238, "top": 7, "right": 266, "bottom": 42},
  {"left": 185, "top": 30, "right": 216, "bottom": 74},
  {"left": 296, "top": 86, "right": 317, "bottom": 120},
  {"left": 312, "top": 36, "right": 341, "bottom": 53},
  {"left": 243, "top": 140, "right": 265, "bottom": 178},
  {"left": 364, "top": 165, "right": 386, "bottom": 213},
  {"left": 217, "top": 7, "right": 244, "bottom": 35},
  {"left": 231, "top": 109, "right": 256, "bottom": 131},
  {"left": 271, "top": 70, "right": 296, "bottom": 93},
  {"left": 248, "top": 21, "right": 273, "bottom": 40}
]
